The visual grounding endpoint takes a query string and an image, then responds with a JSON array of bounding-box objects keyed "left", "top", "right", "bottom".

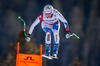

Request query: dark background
[{"left": 0, "top": 0, "right": 100, "bottom": 66}]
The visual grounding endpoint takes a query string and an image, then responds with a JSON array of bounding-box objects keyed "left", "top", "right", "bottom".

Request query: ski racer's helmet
[{"left": 43, "top": 5, "right": 54, "bottom": 14}]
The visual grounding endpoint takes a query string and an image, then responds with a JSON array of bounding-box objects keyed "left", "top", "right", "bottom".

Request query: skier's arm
[
  {"left": 28, "top": 13, "right": 43, "bottom": 35},
  {"left": 25, "top": 16, "right": 40, "bottom": 42},
  {"left": 56, "top": 10, "right": 69, "bottom": 32},
  {"left": 26, "top": 13, "right": 43, "bottom": 42},
  {"left": 28, "top": 17, "right": 40, "bottom": 35}
]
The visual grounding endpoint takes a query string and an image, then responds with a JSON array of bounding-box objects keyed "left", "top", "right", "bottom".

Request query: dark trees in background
[{"left": 0, "top": 0, "right": 99, "bottom": 66}]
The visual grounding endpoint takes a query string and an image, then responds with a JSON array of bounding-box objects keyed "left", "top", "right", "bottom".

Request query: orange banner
[
  {"left": 16, "top": 54, "right": 41, "bottom": 66},
  {"left": 16, "top": 42, "right": 42, "bottom": 66}
]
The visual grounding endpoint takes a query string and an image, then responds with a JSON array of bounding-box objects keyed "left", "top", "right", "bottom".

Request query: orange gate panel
[{"left": 16, "top": 42, "right": 42, "bottom": 66}]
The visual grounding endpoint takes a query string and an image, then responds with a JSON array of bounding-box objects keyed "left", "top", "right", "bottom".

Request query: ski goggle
[{"left": 45, "top": 12, "right": 52, "bottom": 16}]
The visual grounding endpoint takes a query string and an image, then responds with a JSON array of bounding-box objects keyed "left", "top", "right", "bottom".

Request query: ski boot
[
  {"left": 52, "top": 44, "right": 59, "bottom": 59},
  {"left": 42, "top": 44, "right": 52, "bottom": 59}
]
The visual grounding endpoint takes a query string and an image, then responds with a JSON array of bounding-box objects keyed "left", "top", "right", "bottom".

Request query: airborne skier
[{"left": 25, "top": 5, "right": 70, "bottom": 59}]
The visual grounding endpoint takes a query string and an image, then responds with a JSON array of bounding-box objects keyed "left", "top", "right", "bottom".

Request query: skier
[{"left": 25, "top": 5, "right": 70, "bottom": 59}]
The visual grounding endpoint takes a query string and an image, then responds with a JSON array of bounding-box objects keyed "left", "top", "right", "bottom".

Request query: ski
[
  {"left": 42, "top": 54, "right": 59, "bottom": 60},
  {"left": 42, "top": 54, "right": 53, "bottom": 60}
]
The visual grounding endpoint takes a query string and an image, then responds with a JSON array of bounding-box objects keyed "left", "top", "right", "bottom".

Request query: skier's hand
[
  {"left": 66, "top": 33, "right": 70, "bottom": 38},
  {"left": 25, "top": 34, "right": 31, "bottom": 42},
  {"left": 65, "top": 32, "right": 70, "bottom": 38},
  {"left": 65, "top": 29, "right": 70, "bottom": 38}
]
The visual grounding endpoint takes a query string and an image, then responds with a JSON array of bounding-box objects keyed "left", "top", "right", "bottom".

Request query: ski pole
[
  {"left": 66, "top": 33, "right": 80, "bottom": 39},
  {"left": 18, "top": 16, "right": 27, "bottom": 37},
  {"left": 72, "top": 33, "right": 80, "bottom": 39}
]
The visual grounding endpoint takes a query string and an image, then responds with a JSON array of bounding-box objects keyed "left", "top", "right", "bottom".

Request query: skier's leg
[
  {"left": 52, "top": 32, "right": 60, "bottom": 58},
  {"left": 43, "top": 28, "right": 52, "bottom": 56},
  {"left": 52, "top": 21, "right": 60, "bottom": 58},
  {"left": 45, "top": 30, "right": 51, "bottom": 56}
]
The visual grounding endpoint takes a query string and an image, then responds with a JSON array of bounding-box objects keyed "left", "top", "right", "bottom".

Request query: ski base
[
  {"left": 42, "top": 54, "right": 58, "bottom": 60},
  {"left": 42, "top": 54, "right": 53, "bottom": 60}
]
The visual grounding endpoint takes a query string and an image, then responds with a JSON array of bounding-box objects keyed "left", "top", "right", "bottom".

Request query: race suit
[{"left": 28, "top": 9, "right": 69, "bottom": 56}]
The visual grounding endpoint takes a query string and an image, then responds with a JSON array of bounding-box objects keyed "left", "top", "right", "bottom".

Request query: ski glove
[
  {"left": 65, "top": 28, "right": 69, "bottom": 32},
  {"left": 25, "top": 34, "right": 31, "bottom": 42},
  {"left": 65, "top": 28, "right": 70, "bottom": 38}
]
